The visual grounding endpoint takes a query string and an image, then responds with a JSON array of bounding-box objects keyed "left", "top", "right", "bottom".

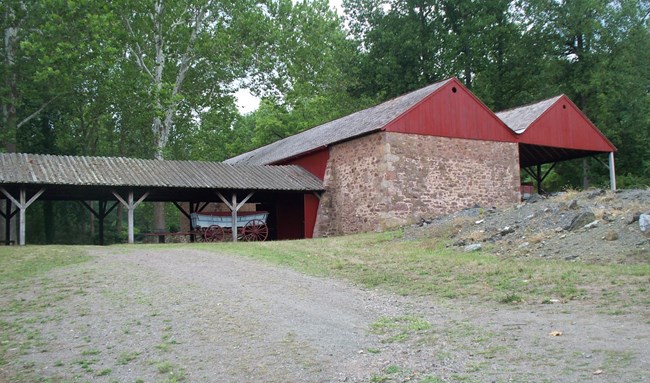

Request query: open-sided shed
[
  {"left": 0, "top": 153, "right": 323, "bottom": 245},
  {"left": 497, "top": 95, "right": 617, "bottom": 192}
]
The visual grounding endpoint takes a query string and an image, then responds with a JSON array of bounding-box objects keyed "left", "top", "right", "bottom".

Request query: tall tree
[
  {"left": 118, "top": 0, "right": 267, "bottom": 231},
  {"left": 242, "top": 0, "right": 366, "bottom": 147}
]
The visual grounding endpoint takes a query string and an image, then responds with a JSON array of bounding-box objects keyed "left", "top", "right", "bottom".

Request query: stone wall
[
  {"left": 314, "top": 133, "right": 388, "bottom": 236},
  {"left": 383, "top": 132, "right": 520, "bottom": 223},
  {"left": 314, "top": 132, "right": 520, "bottom": 236}
]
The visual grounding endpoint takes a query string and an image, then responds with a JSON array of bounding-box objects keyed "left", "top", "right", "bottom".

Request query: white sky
[{"left": 235, "top": 0, "right": 344, "bottom": 114}]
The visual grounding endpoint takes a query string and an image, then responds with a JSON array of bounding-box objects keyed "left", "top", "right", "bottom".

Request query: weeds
[
  {"left": 117, "top": 350, "right": 140, "bottom": 365},
  {"left": 371, "top": 315, "right": 432, "bottom": 343},
  {"left": 195, "top": 232, "right": 649, "bottom": 308}
]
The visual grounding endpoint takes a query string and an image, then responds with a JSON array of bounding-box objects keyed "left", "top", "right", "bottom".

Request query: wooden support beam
[
  {"left": 609, "top": 152, "right": 616, "bottom": 191},
  {"left": 0, "top": 187, "right": 45, "bottom": 245},
  {"left": 216, "top": 191, "right": 254, "bottom": 242},
  {"left": 197, "top": 201, "right": 210, "bottom": 212},
  {"left": 523, "top": 166, "right": 537, "bottom": 180},
  {"left": 231, "top": 194, "right": 238, "bottom": 242},
  {"left": 172, "top": 201, "right": 191, "bottom": 220},
  {"left": 79, "top": 201, "right": 118, "bottom": 245},
  {"left": 540, "top": 162, "right": 557, "bottom": 183},
  {"left": 112, "top": 191, "right": 149, "bottom": 244}
]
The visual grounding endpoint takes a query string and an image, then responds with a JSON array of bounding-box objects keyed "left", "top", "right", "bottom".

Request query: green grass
[
  {"left": 187, "top": 231, "right": 650, "bottom": 307},
  {"left": 370, "top": 315, "right": 432, "bottom": 343},
  {"left": 0, "top": 246, "right": 90, "bottom": 283},
  {"left": 117, "top": 351, "right": 140, "bottom": 365}
]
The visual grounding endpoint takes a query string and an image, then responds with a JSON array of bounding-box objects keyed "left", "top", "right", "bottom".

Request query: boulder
[
  {"left": 464, "top": 243, "right": 482, "bottom": 252},
  {"left": 499, "top": 226, "right": 515, "bottom": 236},
  {"left": 567, "top": 211, "right": 596, "bottom": 231},
  {"left": 604, "top": 230, "right": 618, "bottom": 241},
  {"left": 627, "top": 212, "right": 641, "bottom": 225},
  {"left": 640, "top": 214, "right": 650, "bottom": 232}
]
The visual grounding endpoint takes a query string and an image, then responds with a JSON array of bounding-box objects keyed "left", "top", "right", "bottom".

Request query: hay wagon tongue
[{"left": 190, "top": 211, "right": 269, "bottom": 242}]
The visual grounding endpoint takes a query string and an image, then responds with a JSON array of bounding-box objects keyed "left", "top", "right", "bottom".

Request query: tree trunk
[{"left": 2, "top": 20, "right": 19, "bottom": 152}]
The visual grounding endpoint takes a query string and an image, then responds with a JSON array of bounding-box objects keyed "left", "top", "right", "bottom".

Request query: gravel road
[{"left": 1, "top": 247, "right": 648, "bottom": 382}]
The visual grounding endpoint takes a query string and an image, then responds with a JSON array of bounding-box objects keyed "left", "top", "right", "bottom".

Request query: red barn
[
  {"left": 227, "top": 78, "right": 521, "bottom": 238},
  {"left": 227, "top": 79, "right": 616, "bottom": 239}
]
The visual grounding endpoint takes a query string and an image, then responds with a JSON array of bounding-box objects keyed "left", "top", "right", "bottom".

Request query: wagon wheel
[
  {"left": 194, "top": 229, "right": 205, "bottom": 242},
  {"left": 204, "top": 225, "right": 225, "bottom": 242},
  {"left": 242, "top": 219, "right": 268, "bottom": 241},
  {"left": 208, "top": 225, "right": 227, "bottom": 242}
]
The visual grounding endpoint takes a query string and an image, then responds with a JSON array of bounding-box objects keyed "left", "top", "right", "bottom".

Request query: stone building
[
  {"left": 227, "top": 78, "right": 616, "bottom": 239},
  {"left": 226, "top": 78, "right": 525, "bottom": 237}
]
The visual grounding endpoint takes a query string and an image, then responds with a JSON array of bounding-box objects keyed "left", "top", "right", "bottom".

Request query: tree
[
  {"left": 117, "top": 0, "right": 268, "bottom": 231},
  {"left": 240, "top": 0, "right": 367, "bottom": 147}
]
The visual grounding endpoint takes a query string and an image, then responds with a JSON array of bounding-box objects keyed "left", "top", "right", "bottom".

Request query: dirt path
[{"left": 2, "top": 247, "right": 648, "bottom": 382}]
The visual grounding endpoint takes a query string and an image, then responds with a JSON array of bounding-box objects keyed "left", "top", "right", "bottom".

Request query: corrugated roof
[
  {"left": 0, "top": 153, "right": 323, "bottom": 191},
  {"left": 225, "top": 79, "right": 453, "bottom": 165},
  {"left": 496, "top": 95, "right": 562, "bottom": 134}
]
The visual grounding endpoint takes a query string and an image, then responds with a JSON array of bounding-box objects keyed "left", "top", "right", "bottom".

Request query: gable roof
[
  {"left": 225, "top": 79, "right": 454, "bottom": 165},
  {"left": 496, "top": 95, "right": 616, "bottom": 152},
  {"left": 496, "top": 95, "right": 616, "bottom": 167},
  {"left": 0, "top": 153, "right": 323, "bottom": 191},
  {"left": 496, "top": 96, "right": 562, "bottom": 134}
]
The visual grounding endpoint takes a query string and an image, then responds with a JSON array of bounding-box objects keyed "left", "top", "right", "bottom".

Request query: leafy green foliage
[{"left": 2, "top": 0, "right": 649, "bottom": 243}]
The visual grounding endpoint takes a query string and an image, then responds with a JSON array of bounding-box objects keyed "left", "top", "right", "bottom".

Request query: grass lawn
[
  {"left": 0, "top": 231, "right": 647, "bottom": 310},
  {"left": 0, "top": 246, "right": 90, "bottom": 284},
  {"left": 192, "top": 230, "right": 650, "bottom": 308}
]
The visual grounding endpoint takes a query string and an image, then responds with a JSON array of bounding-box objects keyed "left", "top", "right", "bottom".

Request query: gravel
[
  {"left": 410, "top": 188, "right": 650, "bottom": 264},
  {"left": 1, "top": 246, "right": 649, "bottom": 382}
]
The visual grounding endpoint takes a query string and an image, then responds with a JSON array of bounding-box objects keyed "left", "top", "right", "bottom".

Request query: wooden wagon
[{"left": 190, "top": 211, "right": 269, "bottom": 242}]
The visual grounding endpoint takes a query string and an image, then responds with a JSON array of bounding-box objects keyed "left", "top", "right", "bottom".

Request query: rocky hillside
[{"left": 407, "top": 189, "right": 650, "bottom": 264}]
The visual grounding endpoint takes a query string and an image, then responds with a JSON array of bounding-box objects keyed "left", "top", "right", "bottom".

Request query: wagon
[{"left": 190, "top": 211, "right": 269, "bottom": 242}]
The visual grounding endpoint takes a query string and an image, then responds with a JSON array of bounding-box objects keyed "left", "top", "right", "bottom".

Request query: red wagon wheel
[
  {"left": 242, "top": 219, "right": 268, "bottom": 241},
  {"left": 203, "top": 225, "right": 224, "bottom": 242}
]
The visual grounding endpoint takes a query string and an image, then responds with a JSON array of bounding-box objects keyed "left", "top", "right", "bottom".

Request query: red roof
[
  {"left": 385, "top": 78, "right": 517, "bottom": 142},
  {"left": 497, "top": 95, "right": 616, "bottom": 152}
]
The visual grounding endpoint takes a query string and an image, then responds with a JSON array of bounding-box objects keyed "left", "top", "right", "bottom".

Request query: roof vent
[
  {"left": 562, "top": 104, "right": 567, "bottom": 109},
  {"left": 451, "top": 87, "right": 457, "bottom": 93}
]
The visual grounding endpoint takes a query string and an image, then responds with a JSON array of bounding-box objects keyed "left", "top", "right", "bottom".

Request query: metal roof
[
  {"left": 225, "top": 79, "right": 453, "bottom": 165},
  {"left": 496, "top": 95, "right": 616, "bottom": 167},
  {"left": 496, "top": 95, "right": 562, "bottom": 134},
  {"left": 0, "top": 153, "right": 323, "bottom": 191}
]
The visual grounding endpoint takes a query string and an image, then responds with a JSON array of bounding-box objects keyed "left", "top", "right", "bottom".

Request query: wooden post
[
  {"left": 231, "top": 193, "right": 238, "bottom": 242},
  {"left": 81, "top": 201, "right": 118, "bottom": 245},
  {"left": 609, "top": 152, "right": 616, "bottom": 192},
  {"left": 18, "top": 189, "right": 25, "bottom": 245},
  {"left": 0, "top": 187, "right": 45, "bottom": 246},
  {"left": 216, "top": 191, "right": 254, "bottom": 243},
  {"left": 113, "top": 191, "right": 149, "bottom": 244}
]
